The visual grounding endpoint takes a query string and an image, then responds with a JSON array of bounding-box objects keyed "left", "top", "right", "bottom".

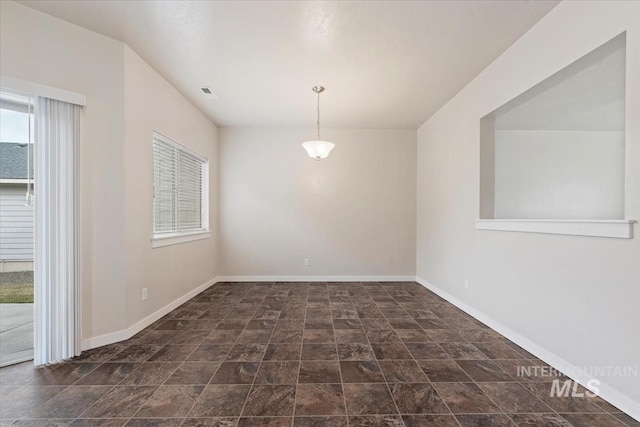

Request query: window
[{"left": 152, "top": 132, "right": 209, "bottom": 247}]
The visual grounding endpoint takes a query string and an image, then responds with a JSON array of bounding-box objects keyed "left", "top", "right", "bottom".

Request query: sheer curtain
[{"left": 34, "top": 97, "right": 82, "bottom": 365}]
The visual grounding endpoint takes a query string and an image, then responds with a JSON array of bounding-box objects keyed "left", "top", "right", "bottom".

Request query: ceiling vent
[{"left": 200, "top": 87, "right": 218, "bottom": 99}]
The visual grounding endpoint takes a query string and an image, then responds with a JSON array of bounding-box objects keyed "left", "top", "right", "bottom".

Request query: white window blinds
[{"left": 153, "top": 133, "right": 207, "bottom": 235}]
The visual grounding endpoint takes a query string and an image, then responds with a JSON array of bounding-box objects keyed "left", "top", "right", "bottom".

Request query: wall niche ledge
[{"left": 475, "top": 219, "right": 636, "bottom": 239}]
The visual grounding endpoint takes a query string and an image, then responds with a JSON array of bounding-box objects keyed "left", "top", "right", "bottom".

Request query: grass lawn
[
  {"left": 0, "top": 284, "right": 34, "bottom": 303},
  {"left": 0, "top": 272, "right": 34, "bottom": 303},
  {"left": 0, "top": 285, "right": 33, "bottom": 304}
]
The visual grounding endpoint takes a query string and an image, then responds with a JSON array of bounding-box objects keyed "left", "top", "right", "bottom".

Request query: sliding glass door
[
  {"left": 0, "top": 90, "right": 35, "bottom": 366},
  {"left": 1, "top": 85, "right": 83, "bottom": 367}
]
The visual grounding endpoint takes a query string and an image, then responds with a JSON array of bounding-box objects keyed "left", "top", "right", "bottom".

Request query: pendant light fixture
[{"left": 302, "top": 85, "right": 335, "bottom": 160}]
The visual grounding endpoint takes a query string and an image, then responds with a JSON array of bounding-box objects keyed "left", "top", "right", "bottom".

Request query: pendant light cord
[{"left": 316, "top": 90, "right": 321, "bottom": 140}]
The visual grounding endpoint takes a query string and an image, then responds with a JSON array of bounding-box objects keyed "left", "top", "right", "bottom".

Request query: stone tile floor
[{"left": 0, "top": 282, "right": 637, "bottom": 426}]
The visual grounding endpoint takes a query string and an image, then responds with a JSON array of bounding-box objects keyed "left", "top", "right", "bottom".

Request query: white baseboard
[
  {"left": 81, "top": 276, "right": 219, "bottom": 351},
  {"left": 216, "top": 275, "right": 415, "bottom": 282},
  {"left": 415, "top": 276, "right": 640, "bottom": 422},
  {"left": 81, "top": 328, "right": 130, "bottom": 351}
]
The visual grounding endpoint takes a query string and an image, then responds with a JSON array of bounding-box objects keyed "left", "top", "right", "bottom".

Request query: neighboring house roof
[{"left": 0, "top": 143, "right": 33, "bottom": 179}]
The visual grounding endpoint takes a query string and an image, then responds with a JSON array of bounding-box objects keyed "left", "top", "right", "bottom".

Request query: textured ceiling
[{"left": 19, "top": 0, "right": 558, "bottom": 128}]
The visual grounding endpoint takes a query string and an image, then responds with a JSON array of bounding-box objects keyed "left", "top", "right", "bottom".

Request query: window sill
[
  {"left": 151, "top": 231, "right": 211, "bottom": 248},
  {"left": 475, "top": 219, "right": 636, "bottom": 239}
]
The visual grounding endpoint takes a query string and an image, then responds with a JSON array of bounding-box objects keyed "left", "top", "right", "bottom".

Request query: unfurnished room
[{"left": 0, "top": 0, "right": 638, "bottom": 426}]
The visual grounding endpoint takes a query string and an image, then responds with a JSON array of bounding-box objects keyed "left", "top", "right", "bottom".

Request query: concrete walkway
[{"left": 0, "top": 303, "right": 33, "bottom": 366}]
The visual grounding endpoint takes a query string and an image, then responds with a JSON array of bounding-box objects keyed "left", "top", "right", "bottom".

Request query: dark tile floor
[{"left": 0, "top": 282, "right": 637, "bottom": 426}]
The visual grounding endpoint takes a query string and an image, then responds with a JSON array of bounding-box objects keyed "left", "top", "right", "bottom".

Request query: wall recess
[{"left": 478, "top": 33, "right": 635, "bottom": 238}]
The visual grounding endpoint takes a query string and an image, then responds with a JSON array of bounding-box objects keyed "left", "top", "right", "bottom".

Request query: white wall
[
  {"left": 1, "top": 0, "right": 127, "bottom": 339},
  {"left": 123, "top": 46, "right": 219, "bottom": 325},
  {"left": 494, "top": 130, "right": 625, "bottom": 219},
  {"left": 0, "top": 2, "right": 219, "bottom": 343},
  {"left": 220, "top": 128, "right": 416, "bottom": 278},
  {"left": 417, "top": 0, "right": 640, "bottom": 417}
]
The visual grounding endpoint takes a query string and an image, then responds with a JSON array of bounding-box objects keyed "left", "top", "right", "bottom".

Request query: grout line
[
  {"left": 398, "top": 284, "right": 555, "bottom": 426},
  {"left": 235, "top": 288, "right": 277, "bottom": 421},
  {"left": 452, "top": 346, "right": 555, "bottom": 422},
  {"left": 379, "top": 284, "right": 462, "bottom": 427},
  {"left": 330, "top": 288, "right": 351, "bottom": 426},
  {"left": 181, "top": 284, "right": 253, "bottom": 424},
  {"left": 70, "top": 383, "right": 118, "bottom": 422},
  {"left": 354, "top": 285, "right": 405, "bottom": 423},
  {"left": 290, "top": 284, "right": 309, "bottom": 427}
]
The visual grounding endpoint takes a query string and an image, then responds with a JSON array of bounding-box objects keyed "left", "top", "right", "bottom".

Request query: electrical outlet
[
  {"left": 142, "top": 288, "right": 148, "bottom": 300},
  {"left": 464, "top": 279, "right": 469, "bottom": 290},
  {"left": 304, "top": 258, "right": 310, "bottom": 266}
]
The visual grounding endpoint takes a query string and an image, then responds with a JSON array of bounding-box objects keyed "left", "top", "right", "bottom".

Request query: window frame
[{"left": 151, "top": 131, "right": 210, "bottom": 248}]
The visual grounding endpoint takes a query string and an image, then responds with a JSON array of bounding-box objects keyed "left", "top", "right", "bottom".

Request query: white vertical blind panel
[{"left": 34, "top": 97, "right": 81, "bottom": 365}]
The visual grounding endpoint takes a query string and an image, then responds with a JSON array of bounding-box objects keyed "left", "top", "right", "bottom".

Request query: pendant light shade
[
  {"left": 302, "top": 140, "right": 335, "bottom": 159},
  {"left": 302, "top": 86, "right": 334, "bottom": 160}
]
